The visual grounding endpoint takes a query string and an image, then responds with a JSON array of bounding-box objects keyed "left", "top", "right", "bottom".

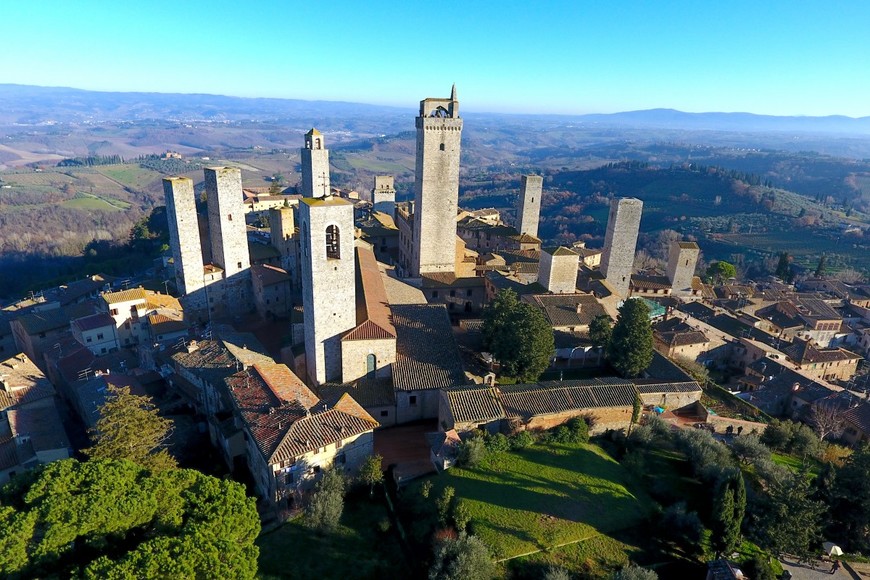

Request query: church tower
[
  {"left": 301, "top": 128, "right": 330, "bottom": 198},
  {"left": 163, "top": 176, "right": 204, "bottom": 296},
  {"left": 516, "top": 174, "right": 543, "bottom": 238},
  {"left": 412, "top": 85, "right": 462, "bottom": 277},
  {"left": 299, "top": 170, "right": 355, "bottom": 386}
]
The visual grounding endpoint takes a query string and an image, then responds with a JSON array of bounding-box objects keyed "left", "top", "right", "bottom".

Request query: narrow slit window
[{"left": 326, "top": 225, "right": 340, "bottom": 259}]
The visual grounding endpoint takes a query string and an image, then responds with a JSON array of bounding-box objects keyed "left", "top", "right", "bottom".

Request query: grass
[
  {"left": 421, "top": 442, "right": 651, "bottom": 560},
  {"left": 62, "top": 192, "right": 131, "bottom": 211},
  {"left": 96, "top": 164, "right": 163, "bottom": 190},
  {"left": 505, "top": 532, "right": 642, "bottom": 579},
  {"left": 770, "top": 452, "right": 822, "bottom": 477},
  {"left": 256, "top": 492, "right": 406, "bottom": 580}
]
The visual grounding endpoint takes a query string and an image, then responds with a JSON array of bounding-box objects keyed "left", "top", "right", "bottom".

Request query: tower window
[
  {"left": 367, "top": 354, "right": 376, "bottom": 377},
  {"left": 326, "top": 225, "right": 340, "bottom": 259},
  {"left": 228, "top": 214, "right": 233, "bottom": 221},
  {"left": 439, "top": 143, "right": 445, "bottom": 151}
]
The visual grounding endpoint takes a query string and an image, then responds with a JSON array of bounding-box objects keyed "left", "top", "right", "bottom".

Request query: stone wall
[
  {"left": 340, "top": 337, "right": 396, "bottom": 383},
  {"left": 205, "top": 167, "right": 249, "bottom": 278},
  {"left": 164, "top": 177, "right": 204, "bottom": 296},
  {"left": 600, "top": 198, "right": 643, "bottom": 298},
  {"left": 516, "top": 174, "right": 543, "bottom": 238}
]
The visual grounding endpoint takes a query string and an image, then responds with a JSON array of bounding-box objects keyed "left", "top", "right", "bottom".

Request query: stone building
[
  {"left": 667, "top": 241, "right": 700, "bottom": 296},
  {"left": 163, "top": 177, "right": 204, "bottom": 297},
  {"left": 372, "top": 175, "right": 396, "bottom": 214},
  {"left": 250, "top": 264, "right": 292, "bottom": 319},
  {"left": 516, "top": 174, "right": 543, "bottom": 238},
  {"left": 301, "top": 128, "right": 330, "bottom": 198},
  {"left": 299, "top": 194, "right": 356, "bottom": 385},
  {"left": 600, "top": 197, "right": 643, "bottom": 298},
  {"left": 538, "top": 246, "right": 579, "bottom": 294},
  {"left": 412, "top": 85, "right": 463, "bottom": 277},
  {"left": 269, "top": 204, "right": 300, "bottom": 288}
]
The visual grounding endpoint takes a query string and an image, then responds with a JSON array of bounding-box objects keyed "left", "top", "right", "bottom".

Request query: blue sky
[{"left": 3, "top": 1, "right": 869, "bottom": 117}]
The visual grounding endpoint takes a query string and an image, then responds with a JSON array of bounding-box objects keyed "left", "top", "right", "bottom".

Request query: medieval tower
[
  {"left": 538, "top": 247, "right": 580, "bottom": 294},
  {"left": 372, "top": 175, "right": 396, "bottom": 214},
  {"left": 204, "top": 167, "right": 250, "bottom": 278},
  {"left": 412, "top": 85, "right": 462, "bottom": 277},
  {"left": 516, "top": 174, "right": 543, "bottom": 238},
  {"left": 299, "top": 192, "right": 356, "bottom": 386},
  {"left": 301, "top": 128, "right": 330, "bottom": 198},
  {"left": 667, "top": 240, "right": 700, "bottom": 296},
  {"left": 163, "top": 177, "right": 204, "bottom": 296},
  {"left": 600, "top": 197, "right": 643, "bottom": 299}
]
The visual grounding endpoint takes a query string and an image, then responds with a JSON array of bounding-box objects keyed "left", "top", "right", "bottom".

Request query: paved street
[{"left": 779, "top": 557, "right": 853, "bottom": 579}]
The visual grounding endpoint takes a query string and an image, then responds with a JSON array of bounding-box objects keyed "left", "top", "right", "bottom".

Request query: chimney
[{"left": 575, "top": 303, "right": 583, "bottom": 314}]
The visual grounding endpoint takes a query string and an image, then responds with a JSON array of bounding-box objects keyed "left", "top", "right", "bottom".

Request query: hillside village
[{"left": 3, "top": 87, "right": 870, "bottom": 578}]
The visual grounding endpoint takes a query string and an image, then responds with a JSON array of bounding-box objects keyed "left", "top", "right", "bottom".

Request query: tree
[
  {"left": 755, "top": 470, "right": 825, "bottom": 561},
  {"left": 711, "top": 471, "right": 746, "bottom": 557},
  {"left": 731, "top": 434, "right": 770, "bottom": 465},
  {"left": 814, "top": 255, "right": 828, "bottom": 278},
  {"left": 482, "top": 289, "right": 554, "bottom": 382},
  {"left": 615, "top": 564, "right": 658, "bottom": 579},
  {"left": 84, "top": 385, "right": 176, "bottom": 472},
  {"left": 810, "top": 401, "right": 846, "bottom": 441},
  {"left": 305, "top": 469, "right": 347, "bottom": 532},
  {"left": 775, "top": 252, "right": 792, "bottom": 281},
  {"left": 429, "top": 533, "right": 494, "bottom": 580},
  {"left": 607, "top": 299, "right": 654, "bottom": 378},
  {"left": 588, "top": 314, "right": 613, "bottom": 348},
  {"left": 706, "top": 261, "right": 737, "bottom": 283},
  {"left": 0, "top": 459, "right": 259, "bottom": 579},
  {"left": 830, "top": 444, "right": 870, "bottom": 551},
  {"left": 358, "top": 454, "right": 384, "bottom": 497}
]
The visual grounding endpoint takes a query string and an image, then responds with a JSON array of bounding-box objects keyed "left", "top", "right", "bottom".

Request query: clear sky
[{"left": 3, "top": 0, "right": 869, "bottom": 117}]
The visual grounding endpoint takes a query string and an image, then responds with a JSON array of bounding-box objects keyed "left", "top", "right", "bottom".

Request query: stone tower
[
  {"left": 667, "top": 241, "right": 700, "bottom": 296},
  {"left": 204, "top": 167, "right": 250, "bottom": 278},
  {"left": 270, "top": 204, "right": 298, "bottom": 286},
  {"left": 163, "top": 177, "right": 204, "bottom": 296},
  {"left": 299, "top": 194, "right": 356, "bottom": 385},
  {"left": 372, "top": 175, "right": 396, "bottom": 214},
  {"left": 516, "top": 174, "right": 543, "bottom": 238},
  {"left": 600, "top": 197, "right": 643, "bottom": 298},
  {"left": 539, "top": 247, "right": 579, "bottom": 294},
  {"left": 301, "top": 128, "right": 330, "bottom": 199},
  {"left": 412, "top": 85, "right": 462, "bottom": 277}
]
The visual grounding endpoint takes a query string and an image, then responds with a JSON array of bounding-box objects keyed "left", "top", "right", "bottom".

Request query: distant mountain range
[{"left": 1, "top": 84, "right": 870, "bottom": 136}]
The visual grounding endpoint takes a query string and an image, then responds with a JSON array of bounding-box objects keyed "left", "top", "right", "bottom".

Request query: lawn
[
  {"left": 423, "top": 442, "right": 651, "bottom": 560},
  {"left": 256, "top": 492, "right": 406, "bottom": 580},
  {"left": 96, "top": 164, "right": 163, "bottom": 190},
  {"left": 62, "top": 192, "right": 131, "bottom": 211}
]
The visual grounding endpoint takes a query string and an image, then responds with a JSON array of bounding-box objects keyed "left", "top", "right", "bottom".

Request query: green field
[
  {"left": 256, "top": 493, "right": 406, "bottom": 580},
  {"left": 422, "top": 442, "right": 651, "bottom": 560},
  {"left": 62, "top": 192, "right": 132, "bottom": 211},
  {"left": 96, "top": 164, "right": 163, "bottom": 190}
]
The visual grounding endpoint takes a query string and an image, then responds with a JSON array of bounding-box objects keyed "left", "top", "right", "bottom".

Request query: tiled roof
[
  {"left": 72, "top": 313, "right": 115, "bottom": 332},
  {"left": 421, "top": 274, "right": 486, "bottom": 288},
  {"left": 13, "top": 308, "right": 75, "bottom": 335},
  {"left": 543, "top": 246, "right": 578, "bottom": 257},
  {"left": 525, "top": 293, "right": 607, "bottom": 328},
  {"left": 498, "top": 379, "right": 636, "bottom": 420},
  {"left": 344, "top": 246, "right": 396, "bottom": 342},
  {"left": 634, "top": 381, "right": 702, "bottom": 394},
  {"left": 784, "top": 339, "right": 861, "bottom": 365},
  {"left": 678, "top": 241, "right": 700, "bottom": 249},
  {"left": 102, "top": 287, "right": 147, "bottom": 305},
  {"left": 392, "top": 304, "right": 466, "bottom": 391},
  {"left": 7, "top": 406, "right": 70, "bottom": 452},
  {"left": 843, "top": 402, "right": 870, "bottom": 435},
  {"left": 444, "top": 386, "right": 505, "bottom": 424},
  {"left": 147, "top": 313, "right": 188, "bottom": 334},
  {"left": 0, "top": 354, "right": 56, "bottom": 410},
  {"left": 631, "top": 275, "right": 672, "bottom": 291},
  {"left": 643, "top": 351, "right": 694, "bottom": 382},
  {"left": 317, "top": 378, "right": 396, "bottom": 408},
  {"left": 145, "top": 293, "right": 182, "bottom": 311},
  {"left": 653, "top": 319, "right": 710, "bottom": 347}
]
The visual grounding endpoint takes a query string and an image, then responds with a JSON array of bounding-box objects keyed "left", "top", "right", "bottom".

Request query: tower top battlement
[{"left": 419, "top": 84, "right": 459, "bottom": 118}]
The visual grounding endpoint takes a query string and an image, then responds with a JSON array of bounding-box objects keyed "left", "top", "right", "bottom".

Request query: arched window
[
  {"left": 326, "top": 225, "right": 340, "bottom": 259},
  {"left": 315, "top": 138, "right": 321, "bottom": 148},
  {"left": 366, "top": 354, "right": 376, "bottom": 377}
]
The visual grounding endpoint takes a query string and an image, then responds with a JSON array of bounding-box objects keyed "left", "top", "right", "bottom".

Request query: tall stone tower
[
  {"left": 667, "top": 241, "right": 700, "bottom": 296},
  {"left": 412, "top": 85, "right": 462, "bottom": 277},
  {"left": 372, "top": 175, "right": 396, "bottom": 214},
  {"left": 600, "top": 197, "right": 643, "bottom": 298},
  {"left": 163, "top": 177, "right": 204, "bottom": 296},
  {"left": 539, "top": 247, "right": 579, "bottom": 294},
  {"left": 204, "top": 167, "right": 249, "bottom": 278},
  {"left": 301, "top": 128, "right": 330, "bottom": 198},
  {"left": 516, "top": 174, "right": 543, "bottom": 238},
  {"left": 299, "top": 194, "right": 356, "bottom": 385},
  {"left": 270, "top": 204, "right": 298, "bottom": 286}
]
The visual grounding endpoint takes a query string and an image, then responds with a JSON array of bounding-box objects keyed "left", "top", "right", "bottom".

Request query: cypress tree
[{"left": 607, "top": 299, "right": 653, "bottom": 378}]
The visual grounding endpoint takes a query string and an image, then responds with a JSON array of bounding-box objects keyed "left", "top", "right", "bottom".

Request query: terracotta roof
[
  {"left": 72, "top": 313, "right": 115, "bottom": 332},
  {"left": 499, "top": 380, "right": 636, "bottom": 420},
  {"left": 145, "top": 293, "right": 182, "bottom": 311},
  {"left": 392, "top": 304, "right": 466, "bottom": 391},
  {"left": 0, "top": 354, "right": 56, "bottom": 410},
  {"left": 102, "top": 287, "right": 147, "bottom": 305},
  {"left": 784, "top": 339, "right": 861, "bottom": 365},
  {"left": 444, "top": 386, "right": 505, "bottom": 424},
  {"left": 634, "top": 381, "right": 702, "bottom": 394},
  {"left": 843, "top": 401, "right": 870, "bottom": 435},
  {"left": 7, "top": 406, "right": 70, "bottom": 453},
  {"left": 343, "top": 246, "right": 396, "bottom": 342},
  {"left": 525, "top": 293, "right": 607, "bottom": 328},
  {"left": 317, "top": 378, "right": 396, "bottom": 408},
  {"left": 147, "top": 313, "right": 188, "bottom": 335},
  {"left": 253, "top": 363, "right": 319, "bottom": 408},
  {"left": 630, "top": 274, "right": 672, "bottom": 291}
]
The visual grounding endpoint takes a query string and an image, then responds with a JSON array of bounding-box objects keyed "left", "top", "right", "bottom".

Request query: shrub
[
  {"left": 509, "top": 430, "right": 536, "bottom": 450},
  {"left": 484, "top": 433, "right": 510, "bottom": 453},
  {"left": 566, "top": 417, "right": 589, "bottom": 443},
  {"left": 660, "top": 502, "right": 704, "bottom": 548},
  {"left": 453, "top": 499, "right": 472, "bottom": 533},
  {"left": 628, "top": 424, "right": 654, "bottom": 448},
  {"left": 429, "top": 532, "right": 494, "bottom": 580},
  {"left": 543, "top": 566, "right": 572, "bottom": 580},
  {"left": 731, "top": 434, "right": 771, "bottom": 465},
  {"left": 305, "top": 469, "right": 347, "bottom": 532},
  {"left": 458, "top": 437, "right": 487, "bottom": 467},
  {"left": 436, "top": 486, "right": 455, "bottom": 526},
  {"left": 615, "top": 563, "right": 658, "bottom": 580}
]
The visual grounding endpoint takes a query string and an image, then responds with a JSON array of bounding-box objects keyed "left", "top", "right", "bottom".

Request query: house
[
  {"left": 782, "top": 338, "right": 862, "bottom": 383},
  {"left": 71, "top": 312, "right": 119, "bottom": 355},
  {"left": 522, "top": 292, "right": 608, "bottom": 334},
  {"left": 652, "top": 317, "right": 716, "bottom": 362},
  {"left": 634, "top": 380, "right": 704, "bottom": 410},
  {"left": 842, "top": 401, "right": 870, "bottom": 446},
  {"left": 223, "top": 363, "right": 378, "bottom": 506}
]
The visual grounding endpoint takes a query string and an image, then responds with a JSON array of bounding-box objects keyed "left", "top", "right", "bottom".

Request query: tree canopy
[
  {"left": 588, "top": 314, "right": 613, "bottom": 348},
  {"left": 606, "top": 299, "right": 654, "bottom": 378},
  {"left": 428, "top": 532, "right": 494, "bottom": 580},
  {"left": 706, "top": 261, "right": 737, "bottom": 283},
  {"left": 482, "top": 289, "right": 555, "bottom": 382},
  {"left": 85, "top": 385, "right": 176, "bottom": 472},
  {"left": 0, "top": 459, "right": 259, "bottom": 579}
]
